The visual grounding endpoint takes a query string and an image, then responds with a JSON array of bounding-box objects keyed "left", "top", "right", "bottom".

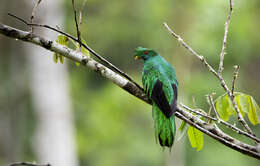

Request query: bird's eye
[{"left": 144, "top": 51, "right": 149, "bottom": 55}]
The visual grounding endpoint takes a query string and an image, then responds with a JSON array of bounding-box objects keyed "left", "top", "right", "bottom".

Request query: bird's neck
[
  {"left": 144, "top": 54, "right": 162, "bottom": 63},
  {"left": 143, "top": 54, "right": 160, "bottom": 62}
]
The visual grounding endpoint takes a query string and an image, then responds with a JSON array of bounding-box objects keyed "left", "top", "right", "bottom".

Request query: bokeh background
[{"left": 0, "top": 0, "right": 260, "bottom": 166}]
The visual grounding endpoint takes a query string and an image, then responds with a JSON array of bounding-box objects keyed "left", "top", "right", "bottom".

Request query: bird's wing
[
  {"left": 142, "top": 65, "right": 175, "bottom": 118},
  {"left": 163, "top": 61, "right": 178, "bottom": 112},
  {"left": 151, "top": 79, "right": 174, "bottom": 118}
]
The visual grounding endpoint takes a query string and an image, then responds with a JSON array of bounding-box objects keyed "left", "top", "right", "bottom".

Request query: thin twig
[
  {"left": 163, "top": 22, "right": 219, "bottom": 78},
  {"left": 7, "top": 13, "right": 144, "bottom": 91},
  {"left": 208, "top": 94, "right": 220, "bottom": 119},
  {"left": 218, "top": 0, "right": 234, "bottom": 74},
  {"left": 219, "top": 119, "right": 260, "bottom": 143},
  {"left": 230, "top": 93, "right": 255, "bottom": 135},
  {"left": 180, "top": 103, "right": 217, "bottom": 121},
  {"left": 30, "top": 0, "right": 42, "bottom": 33},
  {"left": 163, "top": 23, "right": 203, "bottom": 61},
  {"left": 72, "top": 0, "right": 82, "bottom": 48},
  {"left": 79, "top": 0, "right": 87, "bottom": 52},
  {"left": 10, "top": 162, "right": 50, "bottom": 166},
  {"left": 231, "top": 65, "right": 240, "bottom": 95},
  {"left": 79, "top": 0, "right": 87, "bottom": 28},
  {"left": 163, "top": 22, "right": 255, "bottom": 135}
]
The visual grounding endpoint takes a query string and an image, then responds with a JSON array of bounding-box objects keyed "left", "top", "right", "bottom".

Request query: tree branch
[
  {"left": 79, "top": 0, "right": 87, "bottom": 36},
  {"left": 71, "top": 0, "right": 82, "bottom": 48},
  {"left": 163, "top": 22, "right": 255, "bottom": 136},
  {"left": 0, "top": 23, "right": 148, "bottom": 104},
  {"left": 231, "top": 65, "right": 240, "bottom": 95},
  {"left": 208, "top": 94, "right": 220, "bottom": 120},
  {"left": 180, "top": 103, "right": 217, "bottom": 121},
  {"left": 7, "top": 13, "right": 144, "bottom": 91},
  {"left": 1, "top": 23, "right": 259, "bottom": 160},
  {"left": 218, "top": 0, "right": 234, "bottom": 74},
  {"left": 10, "top": 162, "right": 50, "bottom": 166}
]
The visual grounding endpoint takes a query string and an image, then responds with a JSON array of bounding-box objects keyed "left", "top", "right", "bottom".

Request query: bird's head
[{"left": 135, "top": 46, "right": 158, "bottom": 61}]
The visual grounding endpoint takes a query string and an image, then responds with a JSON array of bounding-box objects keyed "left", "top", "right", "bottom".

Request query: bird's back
[{"left": 142, "top": 55, "right": 177, "bottom": 105}]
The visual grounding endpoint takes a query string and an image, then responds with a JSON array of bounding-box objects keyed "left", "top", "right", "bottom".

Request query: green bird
[{"left": 135, "top": 46, "right": 178, "bottom": 148}]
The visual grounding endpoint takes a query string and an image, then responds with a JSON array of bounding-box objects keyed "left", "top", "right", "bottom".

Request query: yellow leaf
[
  {"left": 187, "top": 126, "right": 204, "bottom": 151},
  {"left": 248, "top": 96, "right": 260, "bottom": 125},
  {"left": 53, "top": 53, "right": 58, "bottom": 64}
]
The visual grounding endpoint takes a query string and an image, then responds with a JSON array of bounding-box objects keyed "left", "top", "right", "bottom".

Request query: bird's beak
[{"left": 135, "top": 56, "right": 139, "bottom": 60}]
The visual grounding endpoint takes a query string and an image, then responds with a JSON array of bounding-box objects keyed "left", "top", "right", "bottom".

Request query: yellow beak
[{"left": 135, "top": 56, "right": 139, "bottom": 60}]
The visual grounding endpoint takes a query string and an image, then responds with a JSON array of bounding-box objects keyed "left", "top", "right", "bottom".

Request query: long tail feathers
[{"left": 152, "top": 104, "right": 176, "bottom": 148}]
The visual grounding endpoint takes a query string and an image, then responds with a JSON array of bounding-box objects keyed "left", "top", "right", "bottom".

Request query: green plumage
[{"left": 135, "top": 47, "right": 178, "bottom": 148}]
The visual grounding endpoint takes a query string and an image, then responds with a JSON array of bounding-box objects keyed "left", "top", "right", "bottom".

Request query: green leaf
[
  {"left": 57, "top": 35, "right": 69, "bottom": 46},
  {"left": 78, "top": 39, "right": 90, "bottom": 57},
  {"left": 75, "top": 62, "right": 80, "bottom": 66},
  {"left": 215, "top": 92, "right": 260, "bottom": 125},
  {"left": 53, "top": 35, "right": 69, "bottom": 64},
  {"left": 53, "top": 53, "right": 58, "bottom": 64},
  {"left": 248, "top": 96, "right": 260, "bottom": 125},
  {"left": 187, "top": 126, "right": 204, "bottom": 151},
  {"left": 235, "top": 93, "right": 250, "bottom": 117},
  {"left": 59, "top": 55, "right": 64, "bottom": 64},
  {"left": 215, "top": 94, "right": 235, "bottom": 121}
]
